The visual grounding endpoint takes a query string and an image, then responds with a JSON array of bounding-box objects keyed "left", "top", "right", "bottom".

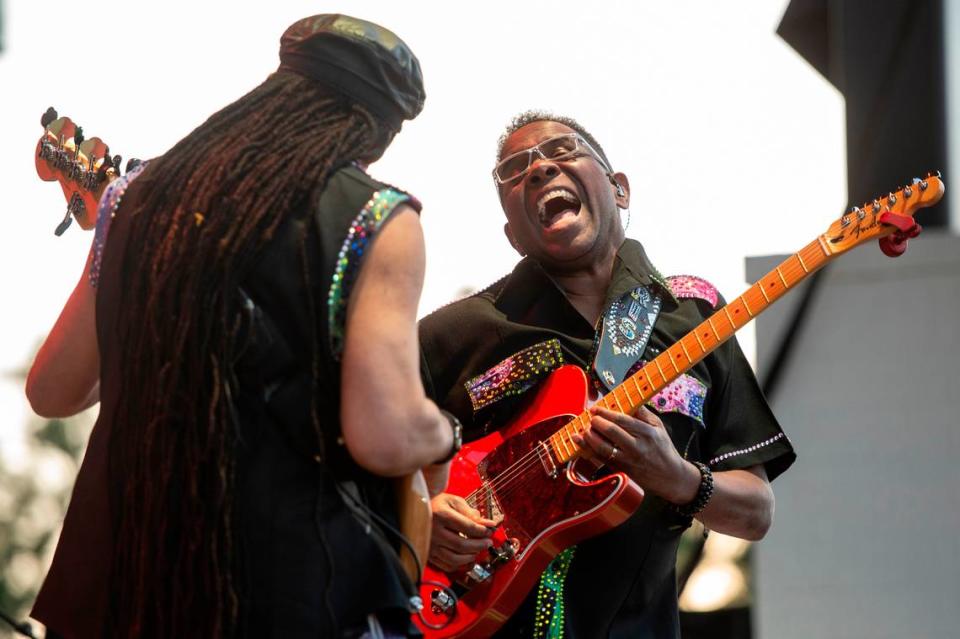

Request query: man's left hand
[{"left": 573, "top": 405, "right": 699, "bottom": 505}]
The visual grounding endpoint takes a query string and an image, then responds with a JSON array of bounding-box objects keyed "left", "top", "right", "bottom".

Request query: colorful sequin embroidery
[
  {"left": 649, "top": 373, "right": 707, "bottom": 427},
  {"left": 666, "top": 274, "right": 719, "bottom": 308},
  {"left": 328, "top": 188, "right": 411, "bottom": 360},
  {"left": 465, "top": 339, "right": 564, "bottom": 412},
  {"left": 89, "top": 161, "right": 148, "bottom": 288},
  {"left": 533, "top": 546, "right": 576, "bottom": 639}
]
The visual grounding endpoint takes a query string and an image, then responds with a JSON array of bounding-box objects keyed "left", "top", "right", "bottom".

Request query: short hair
[{"left": 496, "top": 109, "right": 613, "bottom": 170}]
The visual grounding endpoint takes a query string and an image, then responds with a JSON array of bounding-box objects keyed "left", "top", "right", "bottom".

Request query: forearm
[
  {"left": 339, "top": 207, "right": 453, "bottom": 476},
  {"left": 344, "top": 391, "right": 452, "bottom": 477},
  {"left": 695, "top": 465, "right": 773, "bottom": 541},
  {"left": 26, "top": 256, "right": 101, "bottom": 417}
]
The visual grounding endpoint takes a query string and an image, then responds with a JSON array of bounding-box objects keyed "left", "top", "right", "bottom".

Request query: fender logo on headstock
[{"left": 822, "top": 173, "right": 943, "bottom": 258}]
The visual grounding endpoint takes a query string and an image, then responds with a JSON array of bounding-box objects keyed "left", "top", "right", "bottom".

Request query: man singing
[{"left": 419, "top": 111, "right": 795, "bottom": 638}]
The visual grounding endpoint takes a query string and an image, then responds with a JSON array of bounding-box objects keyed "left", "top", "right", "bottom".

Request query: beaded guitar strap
[{"left": 592, "top": 284, "right": 662, "bottom": 392}]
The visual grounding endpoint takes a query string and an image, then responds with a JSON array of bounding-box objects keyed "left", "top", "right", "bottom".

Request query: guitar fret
[
  {"left": 742, "top": 296, "right": 755, "bottom": 317},
  {"left": 723, "top": 306, "right": 737, "bottom": 329},
  {"left": 680, "top": 339, "right": 693, "bottom": 361},
  {"left": 654, "top": 358, "right": 667, "bottom": 383},
  {"left": 707, "top": 317, "right": 720, "bottom": 338},
  {"left": 557, "top": 433, "right": 571, "bottom": 459},
  {"left": 817, "top": 235, "right": 832, "bottom": 256},
  {"left": 620, "top": 383, "right": 637, "bottom": 406},
  {"left": 694, "top": 329, "right": 706, "bottom": 351},
  {"left": 630, "top": 376, "right": 643, "bottom": 401},
  {"left": 612, "top": 392, "right": 625, "bottom": 412},
  {"left": 578, "top": 413, "right": 589, "bottom": 432},
  {"left": 637, "top": 371, "right": 652, "bottom": 395},
  {"left": 565, "top": 422, "right": 579, "bottom": 445},
  {"left": 670, "top": 349, "right": 682, "bottom": 373},
  {"left": 777, "top": 266, "right": 789, "bottom": 287},
  {"left": 759, "top": 281, "right": 771, "bottom": 302}
]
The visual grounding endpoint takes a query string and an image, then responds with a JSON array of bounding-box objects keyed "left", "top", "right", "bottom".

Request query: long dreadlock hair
[{"left": 105, "top": 70, "right": 391, "bottom": 638}]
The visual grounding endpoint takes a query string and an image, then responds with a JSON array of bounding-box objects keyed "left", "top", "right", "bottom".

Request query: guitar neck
[{"left": 548, "top": 236, "right": 834, "bottom": 463}]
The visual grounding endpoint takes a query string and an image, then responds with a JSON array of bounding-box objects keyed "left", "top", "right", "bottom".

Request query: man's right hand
[{"left": 428, "top": 493, "right": 500, "bottom": 572}]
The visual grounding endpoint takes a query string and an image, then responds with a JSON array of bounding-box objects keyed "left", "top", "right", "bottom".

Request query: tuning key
[
  {"left": 887, "top": 192, "right": 897, "bottom": 205},
  {"left": 126, "top": 158, "right": 142, "bottom": 173},
  {"left": 872, "top": 199, "right": 882, "bottom": 212},
  {"left": 41, "top": 107, "right": 58, "bottom": 128},
  {"left": 904, "top": 185, "right": 913, "bottom": 198},
  {"left": 74, "top": 126, "right": 84, "bottom": 145}
]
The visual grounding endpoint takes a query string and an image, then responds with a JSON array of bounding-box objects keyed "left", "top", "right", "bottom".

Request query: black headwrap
[{"left": 278, "top": 14, "right": 426, "bottom": 131}]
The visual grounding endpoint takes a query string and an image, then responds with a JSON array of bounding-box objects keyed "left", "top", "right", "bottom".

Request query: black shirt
[{"left": 419, "top": 239, "right": 795, "bottom": 638}]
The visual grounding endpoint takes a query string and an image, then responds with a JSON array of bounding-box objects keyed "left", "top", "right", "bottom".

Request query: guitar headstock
[
  {"left": 35, "top": 107, "right": 133, "bottom": 235},
  {"left": 822, "top": 173, "right": 945, "bottom": 258}
]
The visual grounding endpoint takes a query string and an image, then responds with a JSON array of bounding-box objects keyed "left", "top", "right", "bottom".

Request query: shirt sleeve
[{"left": 701, "top": 332, "right": 796, "bottom": 481}]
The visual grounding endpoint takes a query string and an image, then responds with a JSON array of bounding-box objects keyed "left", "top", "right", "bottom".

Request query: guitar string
[
  {"left": 461, "top": 391, "right": 646, "bottom": 508},
  {"left": 463, "top": 439, "right": 557, "bottom": 507},
  {"left": 463, "top": 434, "right": 576, "bottom": 508}
]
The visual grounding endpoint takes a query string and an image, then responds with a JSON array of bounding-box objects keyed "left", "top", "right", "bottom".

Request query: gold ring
[{"left": 608, "top": 446, "right": 619, "bottom": 462}]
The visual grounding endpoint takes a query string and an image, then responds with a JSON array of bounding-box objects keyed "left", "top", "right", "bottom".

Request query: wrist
[
  {"left": 675, "top": 461, "right": 714, "bottom": 518},
  {"left": 433, "top": 410, "right": 462, "bottom": 464}
]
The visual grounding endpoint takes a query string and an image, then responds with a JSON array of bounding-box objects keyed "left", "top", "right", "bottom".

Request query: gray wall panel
[{"left": 747, "top": 232, "right": 960, "bottom": 639}]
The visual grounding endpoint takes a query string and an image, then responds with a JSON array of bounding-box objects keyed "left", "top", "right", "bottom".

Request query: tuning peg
[
  {"left": 112, "top": 155, "right": 123, "bottom": 173},
  {"left": 125, "top": 158, "right": 142, "bottom": 173},
  {"left": 904, "top": 185, "right": 913, "bottom": 198},
  {"left": 41, "top": 107, "right": 58, "bottom": 128},
  {"left": 872, "top": 199, "right": 882, "bottom": 212},
  {"left": 925, "top": 170, "right": 942, "bottom": 179},
  {"left": 887, "top": 192, "right": 897, "bottom": 205},
  {"left": 74, "top": 126, "right": 84, "bottom": 145}
]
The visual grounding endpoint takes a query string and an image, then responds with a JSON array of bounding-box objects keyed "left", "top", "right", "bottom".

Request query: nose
[{"left": 527, "top": 159, "right": 560, "bottom": 186}]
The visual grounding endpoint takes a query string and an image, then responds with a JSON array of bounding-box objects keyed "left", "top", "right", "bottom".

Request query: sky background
[{"left": 0, "top": 0, "right": 847, "bottom": 470}]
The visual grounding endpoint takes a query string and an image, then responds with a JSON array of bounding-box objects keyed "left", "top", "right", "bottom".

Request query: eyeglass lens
[{"left": 496, "top": 135, "right": 582, "bottom": 183}]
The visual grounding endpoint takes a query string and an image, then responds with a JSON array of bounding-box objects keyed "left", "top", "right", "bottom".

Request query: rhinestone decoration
[
  {"left": 709, "top": 432, "right": 786, "bottom": 466},
  {"left": 327, "top": 188, "right": 410, "bottom": 360},
  {"left": 532, "top": 546, "right": 576, "bottom": 639},
  {"left": 666, "top": 274, "right": 719, "bottom": 308},
  {"left": 88, "top": 161, "right": 148, "bottom": 288},
  {"left": 464, "top": 339, "right": 564, "bottom": 412}
]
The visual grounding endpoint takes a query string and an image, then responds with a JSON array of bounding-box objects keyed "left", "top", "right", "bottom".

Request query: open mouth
[{"left": 536, "top": 188, "right": 582, "bottom": 228}]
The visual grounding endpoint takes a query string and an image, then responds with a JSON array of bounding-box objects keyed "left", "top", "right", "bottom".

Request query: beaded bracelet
[{"left": 676, "top": 461, "right": 714, "bottom": 518}]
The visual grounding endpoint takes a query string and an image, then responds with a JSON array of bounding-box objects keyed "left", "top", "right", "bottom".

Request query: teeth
[{"left": 536, "top": 189, "right": 579, "bottom": 222}]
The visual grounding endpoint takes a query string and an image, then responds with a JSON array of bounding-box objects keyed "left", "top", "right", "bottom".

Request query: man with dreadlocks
[
  {"left": 417, "top": 112, "right": 796, "bottom": 638},
  {"left": 27, "top": 15, "right": 459, "bottom": 638}
]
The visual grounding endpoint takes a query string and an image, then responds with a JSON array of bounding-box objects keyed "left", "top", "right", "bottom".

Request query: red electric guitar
[{"left": 415, "top": 175, "right": 945, "bottom": 637}]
